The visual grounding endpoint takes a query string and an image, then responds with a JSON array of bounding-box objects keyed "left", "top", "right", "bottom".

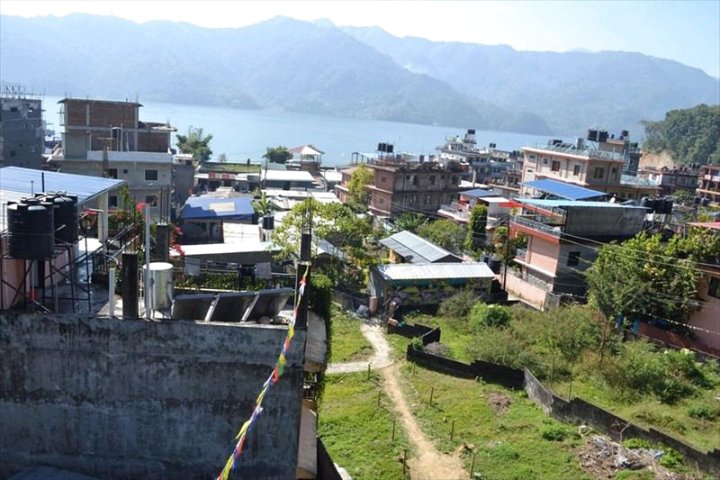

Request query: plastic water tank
[
  {"left": 36, "top": 192, "right": 79, "bottom": 244},
  {"left": 261, "top": 215, "right": 275, "bottom": 230},
  {"left": 7, "top": 198, "right": 55, "bottom": 259},
  {"left": 148, "top": 262, "right": 174, "bottom": 309}
]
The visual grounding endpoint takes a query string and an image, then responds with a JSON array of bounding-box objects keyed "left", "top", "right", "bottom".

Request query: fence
[
  {"left": 333, "top": 289, "right": 368, "bottom": 312},
  {"left": 396, "top": 322, "right": 720, "bottom": 475}
]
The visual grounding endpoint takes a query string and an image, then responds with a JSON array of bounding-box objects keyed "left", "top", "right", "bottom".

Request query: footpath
[{"left": 327, "top": 320, "right": 468, "bottom": 480}]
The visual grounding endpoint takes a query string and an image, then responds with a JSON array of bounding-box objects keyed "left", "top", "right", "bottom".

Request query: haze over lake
[{"left": 44, "top": 96, "right": 559, "bottom": 167}]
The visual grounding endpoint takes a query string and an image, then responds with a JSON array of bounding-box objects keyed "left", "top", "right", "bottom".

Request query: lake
[{"left": 43, "top": 95, "right": 558, "bottom": 167}]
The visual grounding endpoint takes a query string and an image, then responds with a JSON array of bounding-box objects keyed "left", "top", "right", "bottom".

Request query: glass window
[
  {"left": 145, "top": 195, "right": 157, "bottom": 206},
  {"left": 593, "top": 167, "right": 604, "bottom": 179},
  {"left": 551, "top": 161, "right": 561, "bottom": 172},
  {"left": 109, "top": 196, "right": 118, "bottom": 208},
  {"left": 567, "top": 251, "right": 581, "bottom": 266},
  {"left": 430, "top": 175, "right": 436, "bottom": 185},
  {"left": 709, "top": 276, "right": 720, "bottom": 299},
  {"left": 107, "top": 168, "right": 118, "bottom": 179},
  {"left": 145, "top": 169, "right": 158, "bottom": 181},
  {"left": 573, "top": 165, "right": 581, "bottom": 176}
]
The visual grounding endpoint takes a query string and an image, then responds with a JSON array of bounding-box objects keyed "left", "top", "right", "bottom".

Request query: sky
[{"left": 2, "top": 0, "right": 719, "bottom": 77}]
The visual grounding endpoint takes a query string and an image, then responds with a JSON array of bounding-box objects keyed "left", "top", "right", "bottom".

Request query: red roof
[{"left": 688, "top": 222, "right": 720, "bottom": 230}]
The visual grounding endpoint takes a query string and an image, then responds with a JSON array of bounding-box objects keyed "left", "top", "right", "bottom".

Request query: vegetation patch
[
  {"left": 318, "top": 372, "right": 409, "bottom": 480},
  {"left": 328, "top": 307, "right": 373, "bottom": 363}
]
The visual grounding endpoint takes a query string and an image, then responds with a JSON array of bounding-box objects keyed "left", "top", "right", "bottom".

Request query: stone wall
[{"left": 0, "top": 313, "right": 306, "bottom": 480}]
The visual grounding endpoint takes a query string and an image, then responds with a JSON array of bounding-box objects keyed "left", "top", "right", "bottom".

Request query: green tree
[
  {"left": 176, "top": 126, "right": 213, "bottom": 164},
  {"left": 253, "top": 191, "right": 274, "bottom": 217},
  {"left": 394, "top": 212, "right": 427, "bottom": 233},
  {"left": 347, "top": 164, "right": 374, "bottom": 212},
  {"left": 464, "top": 203, "right": 488, "bottom": 254},
  {"left": 417, "top": 219, "right": 467, "bottom": 253},
  {"left": 263, "top": 145, "right": 292, "bottom": 165},
  {"left": 643, "top": 104, "right": 720, "bottom": 165}
]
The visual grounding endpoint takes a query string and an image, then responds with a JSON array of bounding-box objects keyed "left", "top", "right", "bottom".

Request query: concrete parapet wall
[{"left": 0, "top": 313, "right": 305, "bottom": 480}]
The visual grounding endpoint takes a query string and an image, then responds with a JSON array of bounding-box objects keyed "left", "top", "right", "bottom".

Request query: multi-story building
[
  {"left": 364, "top": 157, "right": 466, "bottom": 217},
  {"left": 504, "top": 199, "right": 647, "bottom": 310},
  {"left": 0, "top": 84, "right": 45, "bottom": 170},
  {"left": 437, "top": 129, "right": 516, "bottom": 184},
  {"left": 521, "top": 138, "right": 658, "bottom": 201},
  {"left": 637, "top": 165, "right": 699, "bottom": 197},
  {"left": 697, "top": 164, "right": 720, "bottom": 204},
  {"left": 50, "top": 98, "right": 178, "bottom": 218}
]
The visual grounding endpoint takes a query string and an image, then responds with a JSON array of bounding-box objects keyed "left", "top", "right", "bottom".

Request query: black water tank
[
  {"left": 261, "top": 215, "right": 275, "bottom": 230},
  {"left": 36, "top": 192, "right": 78, "bottom": 244},
  {"left": 7, "top": 198, "right": 55, "bottom": 259},
  {"left": 386, "top": 144, "right": 394, "bottom": 153},
  {"left": 587, "top": 129, "right": 598, "bottom": 141},
  {"left": 701, "top": 198, "right": 710, "bottom": 207},
  {"left": 598, "top": 130, "right": 609, "bottom": 142}
]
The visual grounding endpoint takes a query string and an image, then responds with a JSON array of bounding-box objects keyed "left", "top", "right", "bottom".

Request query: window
[
  {"left": 412, "top": 175, "right": 418, "bottom": 186},
  {"left": 567, "top": 251, "right": 581, "bottom": 267},
  {"left": 709, "top": 277, "right": 720, "bottom": 299},
  {"left": 145, "top": 169, "right": 158, "bottom": 181},
  {"left": 430, "top": 175, "right": 436, "bottom": 185},
  {"left": 380, "top": 175, "right": 386, "bottom": 184},
  {"left": 109, "top": 196, "right": 118, "bottom": 208},
  {"left": 408, "top": 194, "right": 416, "bottom": 206},
  {"left": 573, "top": 165, "right": 581, "bottom": 176},
  {"left": 145, "top": 195, "right": 157, "bottom": 206},
  {"left": 424, "top": 194, "right": 432, "bottom": 205},
  {"left": 123, "top": 169, "right": 128, "bottom": 174},
  {"left": 107, "top": 168, "right": 118, "bottom": 179},
  {"left": 9, "top": 150, "right": 16, "bottom": 157},
  {"left": 593, "top": 167, "right": 604, "bottom": 179},
  {"left": 551, "top": 161, "right": 561, "bottom": 172},
  {"left": 451, "top": 175, "right": 458, "bottom": 184}
]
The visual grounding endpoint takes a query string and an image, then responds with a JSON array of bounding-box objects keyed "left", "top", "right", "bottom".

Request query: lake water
[{"left": 44, "top": 96, "right": 557, "bottom": 167}]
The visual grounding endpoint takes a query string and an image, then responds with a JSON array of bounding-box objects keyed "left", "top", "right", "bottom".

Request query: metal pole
[
  {"left": 450, "top": 420, "right": 455, "bottom": 441},
  {"left": 502, "top": 221, "right": 511, "bottom": 291},
  {"left": 108, "top": 267, "right": 115, "bottom": 317},
  {"left": 429, "top": 386, "right": 434, "bottom": 404},
  {"left": 144, "top": 203, "right": 152, "bottom": 318}
]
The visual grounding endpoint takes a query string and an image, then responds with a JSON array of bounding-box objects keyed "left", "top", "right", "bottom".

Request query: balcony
[
  {"left": 438, "top": 203, "right": 470, "bottom": 222},
  {"left": 512, "top": 216, "right": 563, "bottom": 237}
]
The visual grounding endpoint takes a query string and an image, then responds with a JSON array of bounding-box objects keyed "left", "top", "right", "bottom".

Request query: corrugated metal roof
[
  {"left": 380, "top": 230, "right": 460, "bottom": 263},
  {"left": 460, "top": 188, "right": 500, "bottom": 198},
  {"left": 181, "top": 196, "right": 255, "bottom": 220},
  {"left": 521, "top": 179, "right": 606, "bottom": 200},
  {"left": 377, "top": 262, "right": 494, "bottom": 281},
  {"left": 519, "top": 199, "right": 647, "bottom": 209},
  {"left": 0, "top": 166, "right": 125, "bottom": 231}
]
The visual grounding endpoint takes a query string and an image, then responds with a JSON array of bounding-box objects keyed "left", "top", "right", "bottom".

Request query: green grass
[
  {"left": 318, "top": 372, "right": 410, "bottom": 480},
  {"left": 328, "top": 307, "right": 373, "bottom": 363},
  {"left": 554, "top": 376, "right": 720, "bottom": 452},
  {"left": 402, "top": 313, "right": 475, "bottom": 362},
  {"left": 394, "top": 359, "right": 590, "bottom": 480}
]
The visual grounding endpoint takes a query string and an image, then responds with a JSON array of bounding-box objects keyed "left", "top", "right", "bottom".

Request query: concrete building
[
  {"left": 49, "top": 98, "right": 178, "bottom": 219},
  {"left": 437, "top": 188, "right": 520, "bottom": 228},
  {"left": 504, "top": 199, "right": 647, "bottom": 310},
  {"left": 636, "top": 165, "right": 699, "bottom": 197},
  {"left": 697, "top": 164, "right": 720, "bottom": 205},
  {"left": 379, "top": 230, "right": 462, "bottom": 264},
  {"left": 686, "top": 222, "right": 720, "bottom": 351},
  {"left": 287, "top": 145, "right": 324, "bottom": 172},
  {"left": 365, "top": 157, "right": 465, "bottom": 217},
  {"left": 521, "top": 137, "right": 657, "bottom": 201},
  {"left": 437, "top": 129, "right": 517, "bottom": 184},
  {"left": 0, "top": 84, "right": 44, "bottom": 170}
]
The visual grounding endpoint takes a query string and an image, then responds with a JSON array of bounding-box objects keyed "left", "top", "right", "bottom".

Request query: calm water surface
[{"left": 44, "top": 96, "right": 557, "bottom": 167}]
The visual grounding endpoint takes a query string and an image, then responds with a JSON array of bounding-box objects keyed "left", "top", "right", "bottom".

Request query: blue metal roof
[
  {"left": 519, "top": 199, "right": 647, "bottom": 209},
  {"left": 521, "top": 179, "right": 606, "bottom": 201},
  {"left": 460, "top": 188, "right": 499, "bottom": 198},
  {"left": 181, "top": 196, "right": 255, "bottom": 220}
]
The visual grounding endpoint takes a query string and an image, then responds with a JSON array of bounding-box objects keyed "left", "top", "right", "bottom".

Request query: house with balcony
[
  {"left": 697, "top": 164, "right": 720, "bottom": 205},
  {"left": 49, "top": 98, "right": 178, "bottom": 219},
  {"left": 521, "top": 137, "right": 658, "bottom": 201},
  {"left": 504, "top": 199, "right": 647, "bottom": 310},
  {"left": 286, "top": 144, "right": 324, "bottom": 173},
  {"left": 636, "top": 165, "right": 699, "bottom": 197},
  {"left": 686, "top": 221, "right": 720, "bottom": 351},
  {"left": 437, "top": 188, "right": 520, "bottom": 229},
  {"left": 365, "top": 157, "right": 465, "bottom": 218}
]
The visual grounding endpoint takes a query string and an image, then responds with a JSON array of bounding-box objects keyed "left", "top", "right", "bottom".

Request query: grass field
[
  {"left": 395, "top": 360, "right": 591, "bottom": 480},
  {"left": 318, "top": 372, "right": 410, "bottom": 480},
  {"left": 328, "top": 307, "right": 373, "bottom": 364}
]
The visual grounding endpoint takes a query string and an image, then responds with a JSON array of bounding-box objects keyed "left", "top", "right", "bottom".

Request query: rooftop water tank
[
  {"left": 7, "top": 198, "right": 55, "bottom": 259},
  {"left": 147, "top": 262, "right": 174, "bottom": 310},
  {"left": 36, "top": 192, "right": 78, "bottom": 244}
]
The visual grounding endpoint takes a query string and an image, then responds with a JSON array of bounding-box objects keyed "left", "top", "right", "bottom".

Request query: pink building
[{"left": 687, "top": 222, "right": 720, "bottom": 351}]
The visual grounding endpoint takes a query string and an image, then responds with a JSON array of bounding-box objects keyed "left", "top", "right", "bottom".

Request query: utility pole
[{"left": 295, "top": 199, "right": 312, "bottom": 330}]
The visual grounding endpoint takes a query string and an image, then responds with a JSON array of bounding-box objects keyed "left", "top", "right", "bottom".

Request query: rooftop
[
  {"left": 521, "top": 179, "right": 606, "bottom": 201},
  {"left": 198, "top": 162, "right": 262, "bottom": 174},
  {"left": 460, "top": 188, "right": 500, "bottom": 198},
  {"left": 380, "top": 230, "right": 462, "bottom": 264},
  {"left": 376, "top": 262, "right": 494, "bottom": 281},
  {"left": 181, "top": 196, "right": 255, "bottom": 220},
  {"left": 523, "top": 144, "right": 626, "bottom": 162},
  {"left": 0, "top": 166, "right": 125, "bottom": 231},
  {"left": 518, "top": 199, "right": 647, "bottom": 210}
]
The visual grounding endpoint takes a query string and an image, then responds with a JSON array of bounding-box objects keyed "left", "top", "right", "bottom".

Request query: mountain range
[{"left": 1, "top": 14, "right": 718, "bottom": 136}]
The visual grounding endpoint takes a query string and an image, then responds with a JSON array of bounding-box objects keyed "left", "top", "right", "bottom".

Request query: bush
[
  {"left": 540, "top": 423, "right": 569, "bottom": 441},
  {"left": 687, "top": 404, "right": 718, "bottom": 420},
  {"left": 438, "top": 290, "right": 476, "bottom": 318},
  {"left": 469, "top": 302, "right": 510, "bottom": 330}
]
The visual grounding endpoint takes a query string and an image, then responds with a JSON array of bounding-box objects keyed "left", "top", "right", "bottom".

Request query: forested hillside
[{"left": 643, "top": 105, "right": 720, "bottom": 165}]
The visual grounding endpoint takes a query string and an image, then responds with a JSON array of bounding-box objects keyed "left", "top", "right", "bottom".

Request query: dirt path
[{"left": 327, "top": 319, "right": 468, "bottom": 480}]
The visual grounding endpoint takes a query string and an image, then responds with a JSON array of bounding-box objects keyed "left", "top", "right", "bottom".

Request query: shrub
[
  {"left": 687, "top": 404, "right": 718, "bottom": 420},
  {"left": 540, "top": 424, "right": 568, "bottom": 441},
  {"left": 438, "top": 290, "right": 476, "bottom": 318},
  {"left": 424, "top": 341, "right": 452, "bottom": 358},
  {"left": 469, "top": 302, "right": 510, "bottom": 330}
]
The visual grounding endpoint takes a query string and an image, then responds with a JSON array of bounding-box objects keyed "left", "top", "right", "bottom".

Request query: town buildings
[
  {"left": 49, "top": 98, "right": 179, "bottom": 219},
  {"left": 636, "top": 165, "right": 699, "bottom": 197},
  {"left": 504, "top": 199, "right": 647, "bottom": 310},
  {"left": 0, "top": 84, "right": 45, "bottom": 170},
  {"left": 437, "top": 129, "right": 518, "bottom": 184},
  {"left": 696, "top": 164, "right": 720, "bottom": 204}
]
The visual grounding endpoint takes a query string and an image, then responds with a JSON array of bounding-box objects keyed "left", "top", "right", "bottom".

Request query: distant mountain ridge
[{"left": 1, "top": 14, "right": 717, "bottom": 136}]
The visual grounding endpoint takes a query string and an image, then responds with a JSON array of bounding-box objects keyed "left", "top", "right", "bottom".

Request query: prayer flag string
[{"left": 217, "top": 266, "right": 309, "bottom": 480}]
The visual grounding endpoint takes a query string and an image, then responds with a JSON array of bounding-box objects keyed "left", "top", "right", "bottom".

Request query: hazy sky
[{"left": 3, "top": 0, "right": 719, "bottom": 77}]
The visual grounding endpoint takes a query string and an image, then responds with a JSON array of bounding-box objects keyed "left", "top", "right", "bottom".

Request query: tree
[
  {"left": 263, "top": 146, "right": 292, "bottom": 165},
  {"left": 272, "top": 199, "right": 377, "bottom": 290},
  {"left": 347, "top": 163, "right": 374, "bottom": 212},
  {"left": 464, "top": 203, "right": 488, "bottom": 255},
  {"left": 394, "top": 212, "right": 427, "bottom": 233},
  {"left": 643, "top": 104, "right": 720, "bottom": 165},
  {"left": 253, "top": 191, "right": 274, "bottom": 217},
  {"left": 417, "top": 219, "right": 466, "bottom": 253},
  {"left": 176, "top": 126, "right": 213, "bottom": 164}
]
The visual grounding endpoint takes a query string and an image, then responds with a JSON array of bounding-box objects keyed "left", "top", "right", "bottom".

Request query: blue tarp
[
  {"left": 460, "top": 188, "right": 499, "bottom": 198},
  {"left": 181, "top": 196, "right": 255, "bottom": 220},
  {"left": 520, "top": 179, "right": 606, "bottom": 201}
]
